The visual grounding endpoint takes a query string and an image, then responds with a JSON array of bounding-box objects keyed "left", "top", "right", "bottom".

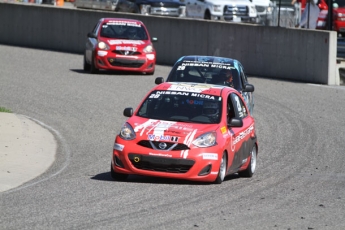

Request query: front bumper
[
  {"left": 95, "top": 50, "right": 155, "bottom": 73},
  {"left": 111, "top": 138, "right": 222, "bottom": 182}
]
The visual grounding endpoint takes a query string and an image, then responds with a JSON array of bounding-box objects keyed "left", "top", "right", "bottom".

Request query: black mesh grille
[
  {"left": 107, "top": 58, "right": 145, "bottom": 68},
  {"left": 223, "top": 5, "right": 249, "bottom": 17},
  {"left": 112, "top": 50, "right": 141, "bottom": 55},
  {"left": 137, "top": 140, "right": 190, "bottom": 151},
  {"left": 128, "top": 153, "right": 194, "bottom": 173}
]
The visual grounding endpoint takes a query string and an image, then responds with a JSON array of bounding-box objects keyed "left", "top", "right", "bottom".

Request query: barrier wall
[{"left": 0, "top": 2, "right": 338, "bottom": 85}]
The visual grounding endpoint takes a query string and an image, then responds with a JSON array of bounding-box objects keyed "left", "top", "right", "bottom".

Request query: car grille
[
  {"left": 137, "top": 140, "right": 190, "bottom": 151},
  {"left": 128, "top": 153, "right": 195, "bottom": 173},
  {"left": 223, "top": 5, "right": 248, "bottom": 17},
  {"left": 150, "top": 2, "right": 180, "bottom": 7},
  {"left": 255, "top": 6, "right": 266, "bottom": 13},
  {"left": 107, "top": 58, "right": 145, "bottom": 68},
  {"left": 112, "top": 50, "right": 141, "bottom": 55}
]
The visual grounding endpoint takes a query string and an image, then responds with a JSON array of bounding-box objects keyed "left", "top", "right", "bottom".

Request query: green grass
[{"left": 0, "top": 107, "right": 12, "bottom": 113}]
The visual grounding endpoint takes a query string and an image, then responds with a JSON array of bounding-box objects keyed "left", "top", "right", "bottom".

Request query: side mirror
[
  {"left": 123, "top": 107, "right": 133, "bottom": 117},
  {"left": 87, "top": 32, "right": 97, "bottom": 39},
  {"left": 243, "top": 83, "right": 254, "bottom": 93},
  {"left": 152, "top": 37, "right": 158, "bottom": 42},
  {"left": 228, "top": 118, "right": 243, "bottom": 127},
  {"left": 155, "top": 77, "right": 164, "bottom": 85}
]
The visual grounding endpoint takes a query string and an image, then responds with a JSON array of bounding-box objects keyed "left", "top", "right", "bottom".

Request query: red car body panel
[
  {"left": 85, "top": 18, "right": 156, "bottom": 74},
  {"left": 111, "top": 82, "right": 258, "bottom": 183}
]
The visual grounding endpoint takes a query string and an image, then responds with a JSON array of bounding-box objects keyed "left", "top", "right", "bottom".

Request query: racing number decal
[{"left": 177, "top": 66, "right": 186, "bottom": 71}]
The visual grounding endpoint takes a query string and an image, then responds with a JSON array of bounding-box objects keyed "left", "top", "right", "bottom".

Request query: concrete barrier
[{"left": 0, "top": 2, "right": 338, "bottom": 85}]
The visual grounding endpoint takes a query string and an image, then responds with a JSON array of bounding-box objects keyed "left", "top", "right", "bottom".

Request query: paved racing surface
[{"left": 1, "top": 44, "right": 345, "bottom": 229}]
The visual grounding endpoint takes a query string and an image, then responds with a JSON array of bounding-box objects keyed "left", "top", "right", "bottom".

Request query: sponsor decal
[
  {"left": 107, "top": 21, "right": 141, "bottom": 27},
  {"left": 114, "top": 143, "right": 124, "bottom": 151},
  {"left": 148, "top": 134, "right": 171, "bottom": 141},
  {"left": 202, "top": 153, "right": 218, "bottom": 160},
  {"left": 149, "top": 153, "right": 172, "bottom": 157},
  {"left": 116, "top": 46, "right": 138, "bottom": 51},
  {"left": 134, "top": 120, "right": 177, "bottom": 136},
  {"left": 186, "top": 99, "right": 203, "bottom": 105},
  {"left": 108, "top": 40, "right": 145, "bottom": 45},
  {"left": 233, "top": 125, "right": 254, "bottom": 145},
  {"left": 220, "top": 126, "right": 227, "bottom": 134},
  {"left": 210, "top": 64, "right": 235, "bottom": 70},
  {"left": 180, "top": 129, "right": 198, "bottom": 158}
]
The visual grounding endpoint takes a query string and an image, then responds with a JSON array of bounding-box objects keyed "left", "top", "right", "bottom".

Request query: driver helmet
[
  {"left": 219, "top": 69, "right": 234, "bottom": 87},
  {"left": 202, "top": 101, "right": 219, "bottom": 119}
]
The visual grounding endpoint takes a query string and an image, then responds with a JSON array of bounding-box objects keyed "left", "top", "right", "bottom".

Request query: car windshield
[
  {"left": 137, "top": 90, "right": 223, "bottom": 124},
  {"left": 100, "top": 22, "right": 148, "bottom": 40},
  {"left": 334, "top": 0, "right": 345, "bottom": 7},
  {"left": 166, "top": 60, "right": 242, "bottom": 91}
]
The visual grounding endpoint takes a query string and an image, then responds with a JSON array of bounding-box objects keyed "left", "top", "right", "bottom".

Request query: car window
[
  {"left": 137, "top": 90, "right": 223, "bottom": 124},
  {"left": 226, "top": 94, "right": 236, "bottom": 125},
  {"left": 231, "top": 93, "right": 247, "bottom": 118},
  {"left": 93, "top": 22, "right": 102, "bottom": 35},
  {"left": 238, "top": 64, "right": 248, "bottom": 85},
  {"left": 100, "top": 22, "right": 148, "bottom": 40}
]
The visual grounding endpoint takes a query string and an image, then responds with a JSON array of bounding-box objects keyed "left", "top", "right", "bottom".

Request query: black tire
[
  {"left": 238, "top": 145, "right": 257, "bottom": 178},
  {"left": 110, "top": 164, "right": 128, "bottom": 181},
  {"left": 83, "top": 55, "right": 91, "bottom": 72},
  {"left": 214, "top": 152, "right": 227, "bottom": 184},
  {"left": 204, "top": 11, "right": 211, "bottom": 20},
  {"left": 90, "top": 54, "right": 99, "bottom": 74}
]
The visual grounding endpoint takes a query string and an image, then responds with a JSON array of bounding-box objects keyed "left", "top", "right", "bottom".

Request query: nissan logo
[{"left": 158, "top": 142, "right": 167, "bottom": 149}]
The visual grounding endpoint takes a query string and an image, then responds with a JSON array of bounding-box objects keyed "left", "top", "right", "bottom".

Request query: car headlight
[
  {"left": 119, "top": 123, "right": 136, "bottom": 140},
  {"left": 249, "top": 6, "right": 256, "bottom": 15},
  {"left": 213, "top": 5, "right": 222, "bottom": 12},
  {"left": 98, "top": 41, "right": 110, "bottom": 50},
  {"left": 192, "top": 132, "right": 217, "bottom": 148},
  {"left": 267, "top": 6, "right": 272, "bottom": 14},
  {"left": 143, "top": 44, "right": 154, "bottom": 53}
]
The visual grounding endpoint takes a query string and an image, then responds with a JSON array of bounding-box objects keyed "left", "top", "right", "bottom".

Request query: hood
[
  {"left": 130, "top": 117, "right": 219, "bottom": 145},
  {"left": 334, "top": 8, "right": 345, "bottom": 14},
  {"left": 101, "top": 39, "right": 151, "bottom": 50},
  {"left": 206, "top": 0, "right": 254, "bottom": 6},
  {"left": 251, "top": 0, "right": 271, "bottom": 7},
  {"left": 140, "top": 0, "right": 185, "bottom": 7}
]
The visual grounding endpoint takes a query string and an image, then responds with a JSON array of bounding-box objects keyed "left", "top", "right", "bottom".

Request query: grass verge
[{"left": 0, "top": 107, "right": 12, "bottom": 113}]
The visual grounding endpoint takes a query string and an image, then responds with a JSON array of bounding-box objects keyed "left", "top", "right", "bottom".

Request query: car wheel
[
  {"left": 110, "top": 164, "right": 128, "bottom": 181},
  {"left": 214, "top": 152, "right": 227, "bottom": 184},
  {"left": 204, "top": 10, "right": 211, "bottom": 20},
  {"left": 90, "top": 54, "right": 99, "bottom": 74},
  {"left": 239, "top": 145, "right": 257, "bottom": 178},
  {"left": 83, "top": 55, "right": 91, "bottom": 72}
]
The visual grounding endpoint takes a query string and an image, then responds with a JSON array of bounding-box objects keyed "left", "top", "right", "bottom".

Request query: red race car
[
  {"left": 111, "top": 82, "right": 258, "bottom": 184},
  {"left": 84, "top": 18, "right": 157, "bottom": 74}
]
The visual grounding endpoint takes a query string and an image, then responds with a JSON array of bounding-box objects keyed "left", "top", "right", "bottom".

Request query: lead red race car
[
  {"left": 84, "top": 18, "right": 157, "bottom": 74},
  {"left": 111, "top": 82, "right": 258, "bottom": 184}
]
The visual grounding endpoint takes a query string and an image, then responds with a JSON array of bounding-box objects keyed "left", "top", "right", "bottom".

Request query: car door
[
  {"left": 194, "top": 0, "right": 207, "bottom": 18},
  {"left": 226, "top": 92, "right": 253, "bottom": 172},
  {"left": 185, "top": 0, "right": 197, "bottom": 17}
]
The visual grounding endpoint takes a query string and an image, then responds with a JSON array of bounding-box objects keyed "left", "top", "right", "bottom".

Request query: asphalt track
[{"left": 1, "top": 44, "right": 345, "bottom": 230}]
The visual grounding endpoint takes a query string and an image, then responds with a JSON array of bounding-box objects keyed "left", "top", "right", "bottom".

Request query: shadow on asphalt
[{"left": 91, "top": 171, "right": 241, "bottom": 185}]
